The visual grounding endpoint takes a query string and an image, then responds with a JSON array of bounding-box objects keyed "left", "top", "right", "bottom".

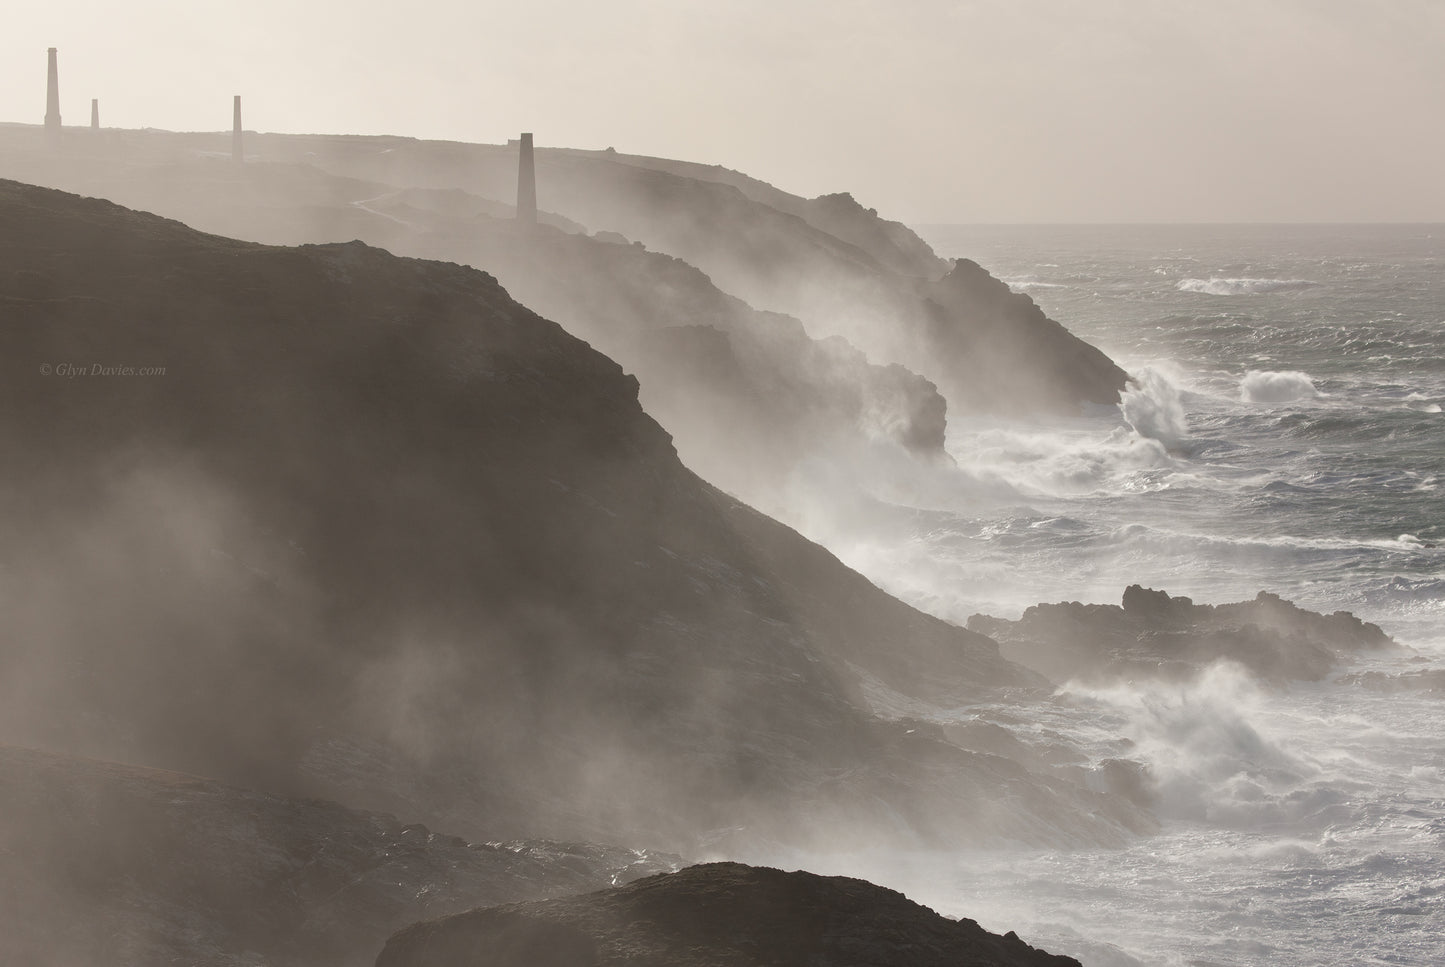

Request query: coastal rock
[
  {"left": 375, "top": 862, "right": 1082, "bottom": 967},
  {"left": 1338, "top": 667, "right": 1445, "bottom": 696},
  {"left": 968, "top": 585, "right": 1395, "bottom": 684}
]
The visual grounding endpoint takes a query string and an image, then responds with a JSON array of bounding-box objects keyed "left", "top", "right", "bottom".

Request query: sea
[{"left": 801, "top": 224, "right": 1445, "bottom": 967}]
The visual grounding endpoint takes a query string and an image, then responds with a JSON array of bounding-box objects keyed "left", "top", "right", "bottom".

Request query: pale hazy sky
[{"left": 3, "top": 0, "right": 1442, "bottom": 223}]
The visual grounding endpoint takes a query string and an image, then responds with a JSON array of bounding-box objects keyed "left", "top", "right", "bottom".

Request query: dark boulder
[{"left": 376, "top": 862, "right": 1082, "bottom": 967}]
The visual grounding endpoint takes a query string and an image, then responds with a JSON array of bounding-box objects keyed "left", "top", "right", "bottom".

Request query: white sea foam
[
  {"left": 1240, "top": 369, "right": 1320, "bottom": 402},
  {"left": 1001, "top": 275, "right": 1069, "bottom": 293},
  {"left": 1177, "top": 277, "right": 1316, "bottom": 296},
  {"left": 1177, "top": 277, "right": 1318, "bottom": 296},
  {"left": 952, "top": 425, "right": 1171, "bottom": 497}
]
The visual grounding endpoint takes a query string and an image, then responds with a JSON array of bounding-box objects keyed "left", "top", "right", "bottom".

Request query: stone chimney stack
[
  {"left": 232, "top": 95, "right": 243, "bottom": 163},
  {"left": 516, "top": 132, "right": 537, "bottom": 225},
  {"left": 44, "top": 48, "right": 61, "bottom": 137},
  {"left": 91, "top": 98, "right": 99, "bottom": 130}
]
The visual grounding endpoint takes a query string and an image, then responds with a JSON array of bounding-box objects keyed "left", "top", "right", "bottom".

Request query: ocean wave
[
  {"left": 1002, "top": 276, "right": 1068, "bottom": 292},
  {"left": 1241, "top": 370, "right": 1320, "bottom": 403},
  {"left": 1177, "top": 277, "right": 1317, "bottom": 296}
]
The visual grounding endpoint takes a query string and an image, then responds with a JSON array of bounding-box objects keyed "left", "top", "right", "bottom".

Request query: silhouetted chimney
[
  {"left": 91, "top": 98, "right": 99, "bottom": 130},
  {"left": 44, "top": 48, "right": 61, "bottom": 137},
  {"left": 232, "top": 95, "right": 243, "bottom": 163},
  {"left": 516, "top": 132, "right": 537, "bottom": 225}
]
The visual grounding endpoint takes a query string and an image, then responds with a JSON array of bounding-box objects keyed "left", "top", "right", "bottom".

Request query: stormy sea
[{"left": 802, "top": 224, "right": 1445, "bottom": 967}]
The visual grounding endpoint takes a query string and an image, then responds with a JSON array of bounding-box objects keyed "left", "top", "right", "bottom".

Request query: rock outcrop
[
  {"left": 375, "top": 862, "right": 1081, "bottom": 967},
  {"left": 969, "top": 585, "right": 1396, "bottom": 684},
  {"left": 915, "top": 258, "right": 1130, "bottom": 413}
]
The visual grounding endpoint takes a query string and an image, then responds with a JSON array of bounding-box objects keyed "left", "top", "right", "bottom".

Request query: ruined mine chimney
[
  {"left": 232, "top": 95, "right": 243, "bottom": 163},
  {"left": 516, "top": 132, "right": 537, "bottom": 225},
  {"left": 44, "top": 48, "right": 61, "bottom": 138},
  {"left": 90, "top": 98, "right": 99, "bottom": 130}
]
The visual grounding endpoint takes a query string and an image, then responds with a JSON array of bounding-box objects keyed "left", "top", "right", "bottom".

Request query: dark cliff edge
[
  {"left": 0, "top": 179, "right": 1149, "bottom": 856},
  {"left": 969, "top": 585, "right": 1397, "bottom": 685},
  {"left": 375, "top": 862, "right": 1081, "bottom": 967}
]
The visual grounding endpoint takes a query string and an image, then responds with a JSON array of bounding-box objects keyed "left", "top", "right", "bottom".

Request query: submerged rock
[
  {"left": 375, "top": 862, "right": 1081, "bottom": 967},
  {"left": 1338, "top": 667, "right": 1445, "bottom": 696},
  {"left": 969, "top": 585, "right": 1395, "bottom": 684}
]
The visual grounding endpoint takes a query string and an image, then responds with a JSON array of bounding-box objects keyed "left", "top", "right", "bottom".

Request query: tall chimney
[
  {"left": 232, "top": 95, "right": 243, "bottom": 163},
  {"left": 44, "top": 48, "right": 61, "bottom": 137},
  {"left": 516, "top": 132, "right": 537, "bottom": 225},
  {"left": 91, "top": 98, "right": 99, "bottom": 130}
]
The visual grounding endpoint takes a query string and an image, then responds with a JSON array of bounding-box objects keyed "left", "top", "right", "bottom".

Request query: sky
[{"left": 2, "top": 0, "right": 1442, "bottom": 223}]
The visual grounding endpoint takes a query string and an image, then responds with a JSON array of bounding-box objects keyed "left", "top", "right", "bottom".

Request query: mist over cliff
[
  {"left": 0, "top": 179, "right": 1153, "bottom": 853},
  {"left": 0, "top": 124, "right": 1126, "bottom": 529}
]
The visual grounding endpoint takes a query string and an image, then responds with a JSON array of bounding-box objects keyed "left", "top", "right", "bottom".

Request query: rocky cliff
[
  {"left": 286, "top": 134, "right": 1130, "bottom": 414},
  {"left": 0, "top": 126, "right": 1129, "bottom": 429},
  {"left": 0, "top": 179, "right": 1147, "bottom": 854}
]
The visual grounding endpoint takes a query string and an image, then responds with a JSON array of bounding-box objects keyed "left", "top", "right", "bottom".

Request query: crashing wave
[
  {"left": 1177, "top": 277, "right": 1316, "bottom": 296},
  {"left": 1241, "top": 370, "right": 1320, "bottom": 403},
  {"left": 1121, "top": 369, "right": 1188, "bottom": 450}
]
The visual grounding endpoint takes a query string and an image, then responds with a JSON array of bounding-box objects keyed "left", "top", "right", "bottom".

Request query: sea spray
[
  {"left": 1060, "top": 661, "right": 1314, "bottom": 826},
  {"left": 1120, "top": 368, "right": 1188, "bottom": 450}
]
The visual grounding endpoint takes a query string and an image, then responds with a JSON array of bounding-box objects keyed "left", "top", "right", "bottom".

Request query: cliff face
[
  {"left": 387, "top": 212, "right": 951, "bottom": 505},
  {"left": 375, "top": 862, "right": 1082, "bottom": 967},
  {"left": 0, "top": 179, "right": 1146, "bottom": 853},
  {"left": 916, "top": 259, "right": 1130, "bottom": 413}
]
